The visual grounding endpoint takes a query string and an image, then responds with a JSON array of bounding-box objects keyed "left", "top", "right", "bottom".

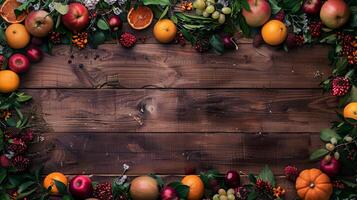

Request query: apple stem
[{"left": 230, "top": 37, "right": 239, "bottom": 50}]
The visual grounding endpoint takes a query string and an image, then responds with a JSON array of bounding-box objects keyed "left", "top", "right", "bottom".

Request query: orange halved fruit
[
  {"left": 127, "top": 6, "right": 153, "bottom": 30},
  {"left": 0, "top": 0, "right": 27, "bottom": 23}
]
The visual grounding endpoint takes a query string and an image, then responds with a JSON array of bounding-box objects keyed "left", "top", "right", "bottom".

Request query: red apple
[
  {"left": 62, "top": 3, "right": 89, "bottom": 31},
  {"left": 320, "top": 0, "right": 350, "bottom": 29},
  {"left": 26, "top": 47, "right": 43, "bottom": 63},
  {"left": 320, "top": 157, "right": 341, "bottom": 177},
  {"left": 108, "top": 15, "right": 122, "bottom": 32},
  {"left": 160, "top": 186, "right": 179, "bottom": 200},
  {"left": 25, "top": 10, "right": 54, "bottom": 37},
  {"left": 242, "top": 0, "right": 271, "bottom": 27},
  {"left": 8, "top": 53, "right": 30, "bottom": 73},
  {"left": 302, "top": 0, "right": 322, "bottom": 15},
  {"left": 0, "top": 155, "right": 10, "bottom": 168},
  {"left": 225, "top": 170, "right": 240, "bottom": 188},
  {"left": 69, "top": 175, "right": 93, "bottom": 199}
]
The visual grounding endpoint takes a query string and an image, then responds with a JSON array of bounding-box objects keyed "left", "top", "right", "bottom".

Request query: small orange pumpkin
[{"left": 295, "top": 168, "right": 333, "bottom": 200}]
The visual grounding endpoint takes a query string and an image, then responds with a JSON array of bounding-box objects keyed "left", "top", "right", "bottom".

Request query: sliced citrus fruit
[
  {"left": 0, "top": 0, "right": 27, "bottom": 23},
  {"left": 127, "top": 6, "right": 153, "bottom": 30}
]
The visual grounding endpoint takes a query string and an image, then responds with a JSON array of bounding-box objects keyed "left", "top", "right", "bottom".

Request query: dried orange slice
[
  {"left": 0, "top": 0, "right": 27, "bottom": 23},
  {"left": 127, "top": 6, "right": 153, "bottom": 30}
]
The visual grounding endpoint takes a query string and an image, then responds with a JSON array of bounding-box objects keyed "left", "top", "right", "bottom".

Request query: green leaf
[
  {"left": 310, "top": 148, "right": 329, "bottom": 161},
  {"left": 16, "top": 187, "right": 37, "bottom": 199},
  {"left": 320, "top": 128, "right": 341, "bottom": 142},
  {"left": 258, "top": 165, "right": 275, "bottom": 187},
  {"left": 16, "top": 93, "right": 32, "bottom": 102},
  {"left": 97, "top": 19, "right": 110, "bottom": 31},
  {"left": 175, "top": 184, "right": 190, "bottom": 199},
  {"left": 159, "top": 6, "right": 169, "bottom": 20},
  {"left": 320, "top": 34, "right": 336, "bottom": 44},
  {"left": 0, "top": 168, "right": 7, "bottom": 184},
  {"left": 52, "top": 2, "right": 69, "bottom": 15},
  {"left": 210, "top": 34, "right": 224, "bottom": 55},
  {"left": 6, "top": 118, "right": 16, "bottom": 127},
  {"left": 269, "top": 0, "right": 282, "bottom": 14},
  {"left": 247, "top": 191, "right": 257, "bottom": 200},
  {"left": 248, "top": 173, "right": 256, "bottom": 183},
  {"left": 17, "top": 181, "right": 35, "bottom": 194},
  {"left": 90, "top": 31, "right": 106, "bottom": 48},
  {"left": 142, "top": 0, "right": 170, "bottom": 6},
  {"left": 0, "top": 193, "right": 11, "bottom": 200},
  {"left": 241, "top": 0, "right": 251, "bottom": 11},
  {"left": 53, "top": 179, "right": 67, "bottom": 194}
]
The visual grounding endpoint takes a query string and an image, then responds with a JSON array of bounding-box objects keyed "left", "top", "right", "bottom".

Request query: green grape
[
  {"left": 205, "top": 5, "right": 215, "bottom": 14},
  {"left": 213, "top": 194, "right": 220, "bottom": 200},
  {"left": 227, "top": 188, "right": 235, "bottom": 195},
  {"left": 195, "top": 0, "right": 206, "bottom": 10},
  {"left": 227, "top": 194, "right": 235, "bottom": 200},
  {"left": 219, "top": 195, "right": 228, "bottom": 200},
  {"left": 211, "top": 11, "right": 220, "bottom": 19},
  {"left": 218, "top": 189, "right": 226, "bottom": 196},
  {"left": 218, "top": 13, "right": 225, "bottom": 24},
  {"left": 196, "top": 9, "right": 204, "bottom": 15},
  {"left": 222, "top": 7, "right": 232, "bottom": 14},
  {"left": 202, "top": 11, "right": 210, "bottom": 17},
  {"left": 207, "top": 0, "right": 215, "bottom": 3}
]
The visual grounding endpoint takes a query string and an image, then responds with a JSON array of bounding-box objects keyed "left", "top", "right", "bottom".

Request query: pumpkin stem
[{"left": 309, "top": 182, "right": 315, "bottom": 188}]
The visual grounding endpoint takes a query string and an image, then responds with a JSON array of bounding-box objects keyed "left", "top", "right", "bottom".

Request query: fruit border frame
[{"left": 0, "top": 0, "right": 356, "bottom": 199}]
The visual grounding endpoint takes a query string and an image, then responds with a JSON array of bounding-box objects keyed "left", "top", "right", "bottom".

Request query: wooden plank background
[{"left": 26, "top": 33, "right": 336, "bottom": 199}]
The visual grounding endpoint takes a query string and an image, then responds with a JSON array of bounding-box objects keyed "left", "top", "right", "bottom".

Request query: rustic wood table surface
[{"left": 26, "top": 27, "right": 336, "bottom": 199}]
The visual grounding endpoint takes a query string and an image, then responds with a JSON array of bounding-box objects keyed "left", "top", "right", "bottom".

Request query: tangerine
[
  {"left": 43, "top": 172, "right": 68, "bottom": 194},
  {"left": 0, "top": 70, "right": 20, "bottom": 93},
  {"left": 343, "top": 102, "right": 357, "bottom": 121},
  {"left": 261, "top": 20, "right": 287, "bottom": 46},
  {"left": 0, "top": 0, "right": 26, "bottom": 23},
  {"left": 181, "top": 175, "right": 204, "bottom": 200},
  {"left": 127, "top": 6, "right": 153, "bottom": 30},
  {"left": 153, "top": 19, "right": 177, "bottom": 44},
  {"left": 5, "top": 23, "right": 30, "bottom": 49}
]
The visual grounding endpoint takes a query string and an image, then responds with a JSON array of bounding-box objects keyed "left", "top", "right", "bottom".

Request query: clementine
[
  {"left": 0, "top": 0, "right": 27, "bottom": 23},
  {"left": 5, "top": 23, "right": 30, "bottom": 49},
  {"left": 181, "top": 175, "right": 204, "bottom": 200},
  {"left": 43, "top": 172, "right": 68, "bottom": 194},
  {"left": 343, "top": 102, "right": 357, "bottom": 121},
  {"left": 261, "top": 20, "right": 287, "bottom": 46},
  {"left": 127, "top": 6, "right": 153, "bottom": 30},
  {"left": 153, "top": 19, "right": 177, "bottom": 44},
  {"left": 0, "top": 70, "right": 20, "bottom": 93}
]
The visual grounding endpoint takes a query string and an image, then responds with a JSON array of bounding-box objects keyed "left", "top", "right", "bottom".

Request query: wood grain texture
[
  {"left": 22, "top": 44, "right": 330, "bottom": 89},
  {"left": 25, "top": 89, "right": 336, "bottom": 133},
  {"left": 31, "top": 132, "right": 321, "bottom": 175}
]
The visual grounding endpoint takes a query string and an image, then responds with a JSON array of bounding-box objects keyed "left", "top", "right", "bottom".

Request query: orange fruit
[
  {"left": 343, "top": 102, "right": 357, "bottom": 121},
  {"left": 261, "top": 20, "right": 288, "bottom": 46},
  {"left": 127, "top": 6, "right": 153, "bottom": 30},
  {"left": 0, "top": 0, "right": 26, "bottom": 23},
  {"left": 43, "top": 172, "right": 68, "bottom": 194},
  {"left": 181, "top": 175, "right": 204, "bottom": 200},
  {"left": 5, "top": 23, "right": 30, "bottom": 49},
  {"left": 153, "top": 19, "right": 177, "bottom": 44},
  {"left": 0, "top": 70, "right": 20, "bottom": 93}
]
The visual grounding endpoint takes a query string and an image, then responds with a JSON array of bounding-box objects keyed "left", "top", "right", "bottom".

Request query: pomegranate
[{"left": 130, "top": 176, "right": 159, "bottom": 200}]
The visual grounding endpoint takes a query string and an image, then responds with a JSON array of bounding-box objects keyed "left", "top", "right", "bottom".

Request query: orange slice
[
  {"left": 127, "top": 6, "right": 153, "bottom": 30},
  {"left": 0, "top": 0, "right": 26, "bottom": 23}
]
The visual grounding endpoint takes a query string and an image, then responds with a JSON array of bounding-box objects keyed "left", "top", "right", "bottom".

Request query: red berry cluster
[
  {"left": 255, "top": 179, "right": 273, "bottom": 192},
  {"left": 332, "top": 180, "right": 346, "bottom": 190},
  {"left": 309, "top": 21, "right": 322, "bottom": 38},
  {"left": 331, "top": 77, "right": 351, "bottom": 96},
  {"left": 0, "top": 128, "right": 34, "bottom": 172},
  {"left": 174, "top": 32, "right": 186, "bottom": 46},
  {"left": 337, "top": 32, "right": 357, "bottom": 65},
  {"left": 93, "top": 182, "right": 114, "bottom": 200},
  {"left": 119, "top": 32, "right": 137, "bottom": 48},
  {"left": 284, "top": 165, "right": 299, "bottom": 182},
  {"left": 194, "top": 39, "right": 210, "bottom": 53},
  {"left": 50, "top": 32, "right": 62, "bottom": 44},
  {"left": 274, "top": 10, "right": 285, "bottom": 22}
]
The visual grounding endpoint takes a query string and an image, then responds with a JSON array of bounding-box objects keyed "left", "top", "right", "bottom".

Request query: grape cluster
[
  {"left": 193, "top": 0, "right": 232, "bottom": 24},
  {"left": 212, "top": 188, "right": 236, "bottom": 200}
]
